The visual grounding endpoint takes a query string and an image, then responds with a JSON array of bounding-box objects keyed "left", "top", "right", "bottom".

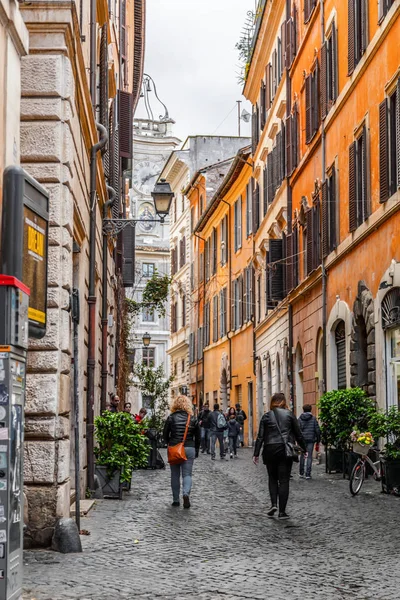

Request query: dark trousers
[
  {"left": 210, "top": 432, "right": 225, "bottom": 458},
  {"left": 265, "top": 455, "right": 293, "bottom": 512},
  {"left": 201, "top": 428, "right": 210, "bottom": 453},
  {"left": 229, "top": 436, "right": 238, "bottom": 455}
]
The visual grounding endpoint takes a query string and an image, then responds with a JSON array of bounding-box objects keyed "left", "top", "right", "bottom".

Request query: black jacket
[
  {"left": 199, "top": 409, "right": 211, "bottom": 429},
  {"left": 206, "top": 410, "right": 227, "bottom": 432},
  {"left": 163, "top": 410, "right": 201, "bottom": 451},
  {"left": 298, "top": 412, "right": 321, "bottom": 443},
  {"left": 227, "top": 419, "right": 241, "bottom": 437},
  {"left": 253, "top": 408, "right": 306, "bottom": 461}
]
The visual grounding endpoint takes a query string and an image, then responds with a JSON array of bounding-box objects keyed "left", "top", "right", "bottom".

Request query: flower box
[{"left": 380, "top": 458, "right": 400, "bottom": 495}]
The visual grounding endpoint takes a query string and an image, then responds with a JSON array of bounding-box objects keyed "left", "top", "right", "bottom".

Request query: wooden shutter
[
  {"left": 285, "top": 115, "right": 292, "bottom": 176},
  {"left": 260, "top": 82, "right": 266, "bottom": 130},
  {"left": 313, "top": 60, "right": 320, "bottom": 134},
  {"left": 348, "top": 0, "right": 355, "bottom": 75},
  {"left": 269, "top": 239, "right": 284, "bottom": 302},
  {"left": 263, "top": 166, "right": 268, "bottom": 216},
  {"left": 305, "top": 75, "right": 312, "bottom": 144},
  {"left": 293, "top": 5, "right": 298, "bottom": 56},
  {"left": 331, "top": 21, "right": 338, "bottom": 102},
  {"left": 122, "top": 226, "right": 135, "bottom": 287},
  {"left": 361, "top": 126, "right": 368, "bottom": 220},
  {"left": 266, "top": 64, "right": 272, "bottom": 110},
  {"left": 276, "top": 130, "right": 282, "bottom": 187},
  {"left": 314, "top": 197, "right": 321, "bottom": 267},
  {"left": 379, "top": 99, "right": 389, "bottom": 203},
  {"left": 293, "top": 103, "right": 299, "bottom": 168},
  {"left": 322, "top": 180, "right": 329, "bottom": 257},
  {"left": 306, "top": 208, "right": 313, "bottom": 275},
  {"left": 304, "top": 0, "right": 311, "bottom": 22},
  {"left": 281, "top": 22, "right": 286, "bottom": 73},
  {"left": 361, "top": 0, "right": 367, "bottom": 55},
  {"left": 321, "top": 42, "right": 327, "bottom": 120},
  {"left": 286, "top": 18, "right": 293, "bottom": 69},
  {"left": 349, "top": 141, "right": 357, "bottom": 231},
  {"left": 396, "top": 78, "right": 400, "bottom": 189},
  {"left": 286, "top": 233, "right": 293, "bottom": 294},
  {"left": 109, "top": 100, "right": 120, "bottom": 218},
  {"left": 118, "top": 90, "right": 133, "bottom": 158},
  {"left": 272, "top": 49, "right": 278, "bottom": 97},
  {"left": 330, "top": 168, "right": 337, "bottom": 249},
  {"left": 99, "top": 24, "right": 109, "bottom": 133},
  {"left": 252, "top": 109, "right": 257, "bottom": 154}
]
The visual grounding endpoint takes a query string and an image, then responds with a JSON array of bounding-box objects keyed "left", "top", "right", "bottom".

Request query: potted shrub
[
  {"left": 368, "top": 407, "right": 400, "bottom": 494},
  {"left": 319, "top": 388, "right": 375, "bottom": 474},
  {"left": 94, "top": 411, "right": 149, "bottom": 498}
]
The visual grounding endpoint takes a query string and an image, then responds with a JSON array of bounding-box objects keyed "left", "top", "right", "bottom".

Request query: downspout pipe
[
  {"left": 87, "top": 122, "right": 108, "bottom": 492},
  {"left": 89, "top": 0, "right": 96, "bottom": 106},
  {"left": 321, "top": 0, "right": 327, "bottom": 397},
  {"left": 194, "top": 231, "right": 206, "bottom": 407},
  {"left": 101, "top": 185, "right": 117, "bottom": 413},
  {"left": 220, "top": 198, "right": 233, "bottom": 394}
]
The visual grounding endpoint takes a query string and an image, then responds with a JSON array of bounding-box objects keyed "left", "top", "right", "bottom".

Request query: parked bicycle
[{"left": 349, "top": 442, "right": 381, "bottom": 496}]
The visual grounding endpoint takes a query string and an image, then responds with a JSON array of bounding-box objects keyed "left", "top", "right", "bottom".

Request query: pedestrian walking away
[
  {"left": 253, "top": 393, "right": 306, "bottom": 519},
  {"left": 207, "top": 403, "right": 227, "bottom": 460},
  {"left": 235, "top": 403, "right": 247, "bottom": 446},
  {"left": 227, "top": 413, "right": 241, "bottom": 458},
  {"left": 298, "top": 404, "right": 321, "bottom": 479},
  {"left": 199, "top": 403, "right": 211, "bottom": 454},
  {"left": 163, "top": 395, "right": 200, "bottom": 508}
]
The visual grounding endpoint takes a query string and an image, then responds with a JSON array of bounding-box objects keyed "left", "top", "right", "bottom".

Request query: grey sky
[{"left": 138, "top": 0, "right": 255, "bottom": 144}]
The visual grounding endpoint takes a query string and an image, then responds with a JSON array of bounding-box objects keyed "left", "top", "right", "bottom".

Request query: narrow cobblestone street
[{"left": 23, "top": 449, "right": 400, "bottom": 600}]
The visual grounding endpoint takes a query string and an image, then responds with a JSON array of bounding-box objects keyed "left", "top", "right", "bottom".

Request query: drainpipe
[
  {"left": 194, "top": 231, "right": 206, "bottom": 406},
  {"left": 321, "top": 0, "right": 327, "bottom": 395},
  {"left": 87, "top": 122, "right": 108, "bottom": 492},
  {"left": 101, "top": 185, "right": 117, "bottom": 413},
  {"left": 221, "top": 198, "right": 233, "bottom": 394}
]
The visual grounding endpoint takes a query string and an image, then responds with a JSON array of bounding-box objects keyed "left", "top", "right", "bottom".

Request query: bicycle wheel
[{"left": 350, "top": 460, "right": 365, "bottom": 495}]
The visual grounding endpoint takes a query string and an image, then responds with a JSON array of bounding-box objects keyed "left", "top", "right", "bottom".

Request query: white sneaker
[
  {"left": 299, "top": 474, "right": 305, "bottom": 479},
  {"left": 230, "top": 453, "right": 233, "bottom": 459}
]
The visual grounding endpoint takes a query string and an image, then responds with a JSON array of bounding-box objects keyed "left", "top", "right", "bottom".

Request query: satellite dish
[{"left": 241, "top": 109, "right": 251, "bottom": 123}]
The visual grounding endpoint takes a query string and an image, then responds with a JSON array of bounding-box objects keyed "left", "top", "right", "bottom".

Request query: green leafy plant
[
  {"left": 131, "top": 363, "right": 174, "bottom": 434},
  {"left": 368, "top": 406, "right": 400, "bottom": 460},
  {"left": 94, "top": 411, "right": 150, "bottom": 482},
  {"left": 318, "top": 388, "right": 375, "bottom": 450}
]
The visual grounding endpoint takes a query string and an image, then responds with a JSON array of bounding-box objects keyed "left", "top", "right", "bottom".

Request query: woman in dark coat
[
  {"left": 253, "top": 392, "right": 306, "bottom": 519},
  {"left": 163, "top": 395, "right": 201, "bottom": 509}
]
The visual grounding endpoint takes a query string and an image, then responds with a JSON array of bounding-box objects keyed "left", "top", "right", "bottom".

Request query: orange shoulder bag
[{"left": 167, "top": 414, "right": 191, "bottom": 465}]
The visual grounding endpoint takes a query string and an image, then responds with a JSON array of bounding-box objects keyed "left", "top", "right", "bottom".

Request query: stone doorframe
[
  {"left": 220, "top": 353, "right": 230, "bottom": 411},
  {"left": 350, "top": 281, "right": 376, "bottom": 399}
]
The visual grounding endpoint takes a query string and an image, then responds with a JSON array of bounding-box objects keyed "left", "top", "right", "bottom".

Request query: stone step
[{"left": 70, "top": 499, "right": 95, "bottom": 517}]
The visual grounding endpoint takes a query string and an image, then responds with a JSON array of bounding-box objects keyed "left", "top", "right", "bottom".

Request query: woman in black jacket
[
  {"left": 253, "top": 393, "right": 306, "bottom": 519},
  {"left": 163, "top": 395, "right": 201, "bottom": 509}
]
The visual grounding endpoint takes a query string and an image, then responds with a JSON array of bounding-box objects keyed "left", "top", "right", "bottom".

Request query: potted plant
[
  {"left": 368, "top": 406, "right": 400, "bottom": 494},
  {"left": 318, "top": 388, "right": 375, "bottom": 474},
  {"left": 94, "top": 411, "right": 149, "bottom": 498}
]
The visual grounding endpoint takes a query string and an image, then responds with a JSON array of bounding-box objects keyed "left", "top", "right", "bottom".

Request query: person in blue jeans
[
  {"left": 207, "top": 403, "right": 227, "bottom": 460},
  {"left": 163, "top": 395, "right": 201, "bottom": 508},
  {"left": 298, "top": 404, "right": 321, "bottom": 479}
]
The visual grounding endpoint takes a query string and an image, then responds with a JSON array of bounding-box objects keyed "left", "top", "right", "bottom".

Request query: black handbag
[{"left": 271, "top": 410, "right": 302, "bottom": 463}]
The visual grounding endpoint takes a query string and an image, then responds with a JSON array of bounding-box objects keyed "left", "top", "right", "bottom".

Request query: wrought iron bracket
[{"left": 103, "top": 217, "right": 165, "bottom": 238}]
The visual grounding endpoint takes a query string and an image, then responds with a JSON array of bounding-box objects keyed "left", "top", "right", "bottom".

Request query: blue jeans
[
  {"left": 210, "top": 432, "right": 225, "bottom": 458},
  {"left": 200, "top": 427, "right": 210, "bottom": 452},
  {"left": 170, "top": 446, "right": 196, "bottom": 502},
  {"left": 299, "top": 442, "right": 315, "bottom": 477}
]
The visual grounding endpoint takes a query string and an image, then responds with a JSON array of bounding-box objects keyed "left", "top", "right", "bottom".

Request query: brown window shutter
[
  {"left": 396, "top": 78, "right": 400, "bottom": 189},
  {"left": 349, "top": 142, "right": 357, "bottom": 231},
  {"left": 306, "top": 208, "right": 314, "bottom": 275},
  {"left": 260, "top": 82, "right": 266, "bottom": 130},
  {"left": 285, "top": 114, "right": 292, "bottom": 176},
  {"left": 322, "top": 180, "right": 329, "bottom": 258},
  {"left": 305, "top": 74, "right": 312, "bottom": 144},
  {"left": 266, "top": 64, "right": 272, "bottom": 110},
  {"left": 286, "top": 232, "right": 294, "bottom": 294},
  {"left": 118, "top": 90, "right": 133, "bottom": 159},
  {"left": 293, "top": 5, "right": 298, "bottom": 56},
  {"left": 361, "top": 126, "right": 368, "bottom": 220},
  {"left": 304, "top": 0, "right": 310, "bottom": 22},
  {"left": 281, "top": 22, "right": 286, "bottom": 73},
  {"left": 99, "top": 24, "right": 109, "bottom": 133},
  {"left": 361, "top": 0, "right": 368, "bottom": 55},
  {"left": 272, "top": 49, "right": 278, "bottom": 96},
  {"left": 313, "top": 60, "right": 320, "bottom": 133},
  {"left": 331, "top": 21, "right": 338, "bottom": 101},
  {"left": 263, "top": 166, "right": 268, "bottom": 216},
  {"left": 348, "top": 0, "right": 355, "bottom": 75},
  {"left": 286, "top": 18, "right": 293, "bottom": 69},
  {"left": 321, "top": 42, "right": 327, "bottom": 120},
  {"left": 122, "top": 225, "right": 135, "bottom": 287},
  {"left": 330, "top": 168, "right": 337, "bottom": 249},
  {"left": 293, "top": 103, "right": 299, "bottom": 168},
  {"left": 269, "top": 239, "right": 284, "bottom": 302},
  {"left": 379, "top": 99, "right": 389, "bottom": 203}
]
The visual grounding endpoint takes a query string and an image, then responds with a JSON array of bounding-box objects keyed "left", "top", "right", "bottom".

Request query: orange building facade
[{"left": 242, "top": 0, "right": 400, "bottom": 417}]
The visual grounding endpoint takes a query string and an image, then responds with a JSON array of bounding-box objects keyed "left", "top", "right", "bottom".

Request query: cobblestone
[{"left": 23, "top": 450, "right": 400, "bottom": 600}]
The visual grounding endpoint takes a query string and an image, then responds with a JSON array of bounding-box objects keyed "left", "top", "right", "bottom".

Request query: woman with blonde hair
[
  {"left": 163, "top": 395, "right": 200, "bottom": 508},
  {"left": 253, "top": 392, "right": 306, "bottom": 519}
]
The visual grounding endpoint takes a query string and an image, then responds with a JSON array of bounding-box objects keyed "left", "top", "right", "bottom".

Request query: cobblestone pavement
[{"left": 23, "top": 449, "right": 400, "bottom": 600}]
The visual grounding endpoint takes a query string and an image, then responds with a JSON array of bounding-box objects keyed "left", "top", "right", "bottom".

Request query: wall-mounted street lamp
[
  {"left": 142, "top": 332, "right": 151, "bottom": 347},
  {"left": 151, "top": 178, "right": 174, "bottom": 220}
]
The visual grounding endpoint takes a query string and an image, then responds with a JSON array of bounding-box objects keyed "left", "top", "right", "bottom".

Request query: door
[
  {"left": 387, "top": 327, "right": 400, "bottom": 409},
  {"left": 248, "top": 382, "right": 254, "bottom": 446}
]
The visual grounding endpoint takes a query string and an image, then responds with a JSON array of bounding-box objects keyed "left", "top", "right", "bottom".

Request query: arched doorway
[{"left": 295, "top": 344, "right": 304, "bottom": 415}]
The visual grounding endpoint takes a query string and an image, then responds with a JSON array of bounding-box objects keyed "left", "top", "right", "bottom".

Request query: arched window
[{"left": 335, "top": 321, "right": 346, "bottom": 390}]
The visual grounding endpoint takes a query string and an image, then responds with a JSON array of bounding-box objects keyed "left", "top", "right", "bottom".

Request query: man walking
[
  {"left": 199, "top": 403, "right": 211, "bottom": 454},
  {"left": 235, "top": 404, "right": 247, "bottom": 447},
  {"left": 298, "top": 404, "right": 321, "bottom": 479},
  {"left": 208, "top": 403, "right": 227, "bottom": 460}
]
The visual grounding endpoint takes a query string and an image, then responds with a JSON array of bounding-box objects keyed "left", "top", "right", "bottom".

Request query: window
[
  {"left": 322, "top": 168, "right": 337, "bottom": 257},
  {"left": 220, "top": 287, "right": 227, "bottom": 337},
  {"left": 211, "top": 227, "right": 217, "bottom": 275},
  {"left": 213, "top": 295, "right": 218, "bottom": 343},
  {"left": 246, "top": 180, "right": 253, "bottom": 237},
  {"left": 142, "top": 347, "right": 155, "bottom": 367},
  {"left": 349, "top": 126, "right": 369, "bottom": 232},
  {"left": 305, "top": 198, "right": 321, "bottom": 275},
  {"left": 233, "top": 276, "right": 243, "bottom": 330},
  {"left": 321, "top": 22, "right": 338, "bottom": 120},
  {"left": 182, "top": 294, "right": 186, "bottom": 327},
  {"left": 379, "top": 0, "right": 395, "bottom": 21},
  {"left": 379, "top": 80, "right": 400, "bottom": 203},
  {"left": 305, "top": 61, "right": 320, "bottom": 144},
  {"left": 174, "top": 362, "right": 178, "bottom": 376},
  {"left": 220, "top": 215, "right": 228, "bottom": 265},
  {"left": 257, "top": 276, "right": 261, "bottom": 323},
  {"left": 171, "top": 245, "right": 178, "bottom": 276},
  {"left": 189, "top": 332, "right": 196, "bottom": 364},
  {"left": 204, "top": 303, "right": 210, "bottom": 348},
  {"left": 199, "top": 252, "right": 204, "bottom": 283},
  {"left": 335, "top": 321, "right": 346, "bottom": 389},
  {"left": 205, "top": 238, "right": 210, "bottom": 282},
  {"left": 171, "top": 301, "right": 178, "bottom": 333},
  {"left": 348, "top": 0, "right": 367, "bottom": 75},
  {"left": 179, "top": 236, "right": 186, "bottom": 269},
  {"left": 199, "top": 194, "right": 204, "bottom": 215},
  {"left": 304, "top": 0, "right": 316, "bottom": 22},
  {"left": 191, "top": 207, "right": 195, "bottom": 232},
  {"left": 285, "top": 6, "right": 297, "bottom": 69},
  {"left": 266, "top": 240, "right": 284, "bottom": 308},
  {"left": 142, "top": 263, "right": 155, "bottom": 278},
  {"left": 285, "top": 104, "right": 299, "bottom": 176},
  {"left": 197, "top": 326, "right": 203, "bottom": 359},
  {"left": 234, "top": 196, "right": 242, "bottom": 252},
  {"left": 181, "top": 358, "right": 185, "bottom": 374},
  {"left": 142, "top": 307, "right": 155, "bottom": 322},
  {"left": 244, "top": 266, "right": 254, "bottom": 322},
  {"left": 253, "top": 180, "right": 260, "bottom": 233}
]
